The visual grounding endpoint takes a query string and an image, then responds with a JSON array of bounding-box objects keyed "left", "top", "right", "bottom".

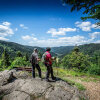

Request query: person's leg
[
  {"left": 32, "top": 64, "right": 35, "bottom": 78},
  {"left": 50, "top": 65, "right": 55, "bottom": 79},
  {"left": 45, "top": 64, "right": 50, "bottom": 80},
  {"left": 36, "top": 64, "right": 41, "bottom": 78}
]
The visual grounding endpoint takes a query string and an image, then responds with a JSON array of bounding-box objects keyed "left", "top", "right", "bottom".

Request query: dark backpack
[{"left": 30, "top": 53, "right": 36, "bottom": 64}]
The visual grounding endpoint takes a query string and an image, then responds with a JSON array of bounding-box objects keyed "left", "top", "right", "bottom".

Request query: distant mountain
[
  {"left": 0, "top": 40, "right": 57, "bottom": 59},
  {"left": 51, "top": 46, "right": 74, "bottom": 57},
  {"left": 79, "top": 43, "right": 100, "bottom": 56},
  {"left": 0, "top": 40, "right": 46, "bottom": 59},
  {"left": 0, "top": 40, "right": 99, "bottom": 59},
  {"left": 51, "top": 43, "right": 100, "bottom": 57}
]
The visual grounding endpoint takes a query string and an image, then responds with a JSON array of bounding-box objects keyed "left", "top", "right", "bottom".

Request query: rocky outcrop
[{"left": 0, "top": 70, "right": 84, "bottom": 100}]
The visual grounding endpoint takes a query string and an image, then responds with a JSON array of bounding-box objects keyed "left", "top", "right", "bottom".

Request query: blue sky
[{"left": 0, "top": 0, "right": 100, "bottom": 47}]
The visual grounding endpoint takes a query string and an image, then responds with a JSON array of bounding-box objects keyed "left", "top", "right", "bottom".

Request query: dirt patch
[
  {"left": 81, "top": 82, "right": 100, "bottom": 100},
  {"left": 67, "top": 77, "right": 100, "bottom": 100}
]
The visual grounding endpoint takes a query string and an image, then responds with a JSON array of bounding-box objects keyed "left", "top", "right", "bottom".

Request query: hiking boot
[
  {"left": 40, "top": 77, "right": 43, "bottom": 81},
  {"left": 45, "top": 79, "right": 50, "bottom": 82},
  {"left": 52, "top": 77, "right": 56, "bottom": 80}
]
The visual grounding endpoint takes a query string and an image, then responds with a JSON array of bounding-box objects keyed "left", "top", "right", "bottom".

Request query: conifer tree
[
  {"left": 16, "top": 51, "right": 22, "bottom": 57},
  {"left": 1, "top": 48, "right": 10, "bottom": 67},
  {"left": 25, "top": 53, "right": 29, "bottom": 61}
]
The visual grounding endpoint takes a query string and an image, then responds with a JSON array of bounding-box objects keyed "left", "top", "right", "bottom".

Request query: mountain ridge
[{"left": 0, "top": 40, "right": 100, "bottom": 58}]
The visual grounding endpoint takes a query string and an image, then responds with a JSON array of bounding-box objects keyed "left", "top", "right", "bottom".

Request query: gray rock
[
  {"left": 0, "top": 70, "right": 84, "bottom": 100},
  {"left": 0, "top": 70, "right": 16, "bottom": 86},
  {"left": 2, "top": 91, "right": 30, "bottom": 100}
]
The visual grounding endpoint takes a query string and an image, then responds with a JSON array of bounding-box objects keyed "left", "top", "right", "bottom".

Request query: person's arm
[
  {"left": 37, "top": 54, "right": 41, "bottom": 61},
  {"left": 50, "top": 57, "right": 56, "bottom": 61},
  {"left": 48, "top": 53, "right": 56, "bottom": 61},
  {"left": 37, "top": 58, "right": 41, "bottom": 61}
]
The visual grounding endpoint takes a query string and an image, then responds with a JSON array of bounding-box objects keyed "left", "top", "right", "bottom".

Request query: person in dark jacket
[{"left": 30, "top": 48, "right": 41, "bottom": 78}]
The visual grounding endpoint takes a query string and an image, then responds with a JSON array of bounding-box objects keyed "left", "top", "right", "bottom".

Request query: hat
[
  {"left": 46, "top": 47, "right": 51, "bottom": 51},
  {"left": 34, "top": 48, "right": 38, "bottom": 51}
]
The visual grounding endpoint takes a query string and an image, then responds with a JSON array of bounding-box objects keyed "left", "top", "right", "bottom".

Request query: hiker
[
  {"left": 30, "top": 48, "right": 41, "bottom": 78},
  {"left": 42, "top": 47, "right": 56, "bottom": 82}
]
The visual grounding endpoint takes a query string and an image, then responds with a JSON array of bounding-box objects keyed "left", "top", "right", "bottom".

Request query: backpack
[
  {"left": 30, "top": 53, "right": 36, "bottom": 64},
  {"left": 41, "top": 52, "right": 48, "bottom": 63}
]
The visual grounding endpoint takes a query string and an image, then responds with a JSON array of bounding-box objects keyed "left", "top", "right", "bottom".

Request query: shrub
[
  {"left": 10, "top": 57, "right": 30, "bottom": 68},
  {"left": 62, "top": 51, "right": 91, "bottom": 71},
  {"left": 87, "top": 64, "right": 100, "bottom": 75}
]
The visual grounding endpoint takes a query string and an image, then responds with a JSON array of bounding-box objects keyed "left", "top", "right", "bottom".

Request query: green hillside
[
  {"left": 0, "top": 40, "right": 57, "bottom": 59},
  {"left": 51, "top": 43, "right": 100, "bottom": 57},
  {"left": 0, "top": 40, "right": 45, "bottom": 58},
  {"left": 51, "top": 46, "right": 74, "bottom": 57},
  {"left": 0, "top": 40, "right": 100, "bottom": 59},
  {"left": 79, "top": 43, "right": 100, "bottom": 56}
]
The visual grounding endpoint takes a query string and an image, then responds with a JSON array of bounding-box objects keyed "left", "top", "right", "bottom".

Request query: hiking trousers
[
  {"left": 45, "top": 63, "right": 54, "bottom": 79},
  {"left": 32, "top": 64, "right": 41, "bottom": 78}
]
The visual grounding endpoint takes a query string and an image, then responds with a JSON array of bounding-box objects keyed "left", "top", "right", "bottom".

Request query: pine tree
[
  {"left": 25, "top": 53, "right": 29, "bottom": 61},
  {"left": 16, "top": 51, "right": 22, "bottom": 57},
  {"left": 1, "top": 48, "right": 10, "bottom": 68}
]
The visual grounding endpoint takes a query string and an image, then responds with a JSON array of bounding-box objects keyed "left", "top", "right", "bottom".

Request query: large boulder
[
  {"left": 0, "top": 70, "right": 85, "bottom": 100},
  {"left": 0, "top": 70, "right": 16, "bottom": 86}
]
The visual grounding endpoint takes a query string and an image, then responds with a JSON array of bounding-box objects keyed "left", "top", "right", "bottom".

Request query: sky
[{"left": 0, "top": 0, "right": 100, "bottom": 47}]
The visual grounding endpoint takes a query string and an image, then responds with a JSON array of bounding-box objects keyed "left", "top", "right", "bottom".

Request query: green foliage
[
  {"left": 62, "top": 78, "right": 86, "bottom": 91},
  {"left": 24, "top": 53, "right": 29, "bottom": 61},
  {"left": 10, "top": 57, "right": 30, "bottom": 68},
  {"left": 79, "top": 43, "right": 100, "bottom": 56},
  {"left": 87, "top": 64, "right": 100, "bottom": 75},
  {"left": 52, "top": 43, "right": 100, "bottom": 58},
  {"left": 0, "top": 40, "right": 100, "bottom": 76},
  {"left": 38, "top": 51, "right": 42, "bottom": 58},
  {"left": 63, "top": 0, "right": 100, "bottom": 25},
  {"left": 51, "top": 46, "right": 74, "bottom": 57},
  {"left": 0, "top": 59, "right": 4, "bottom": 68},
  {"left": 16, "top": 51, "right": 23, "bottom": 57},
  {"left": 61, "top": 48, "right": 90, "bottom": 71},
  {"left": 0, "top": 40, "right": 46, "bottom": 59},
  {"left": 53, "top": 57, "right": 61, "bottom": 67},
  {"left": 0, "top": 49, "right": 10, "bottom": 68}
]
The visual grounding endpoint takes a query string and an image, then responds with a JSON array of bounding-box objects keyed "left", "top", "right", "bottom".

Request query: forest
[{"left": 0, "top": 40, "right": 100, "bottom": 75}]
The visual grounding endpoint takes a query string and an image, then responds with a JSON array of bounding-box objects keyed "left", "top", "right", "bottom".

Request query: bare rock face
[{"left": 0, "top": 70, "right": 83, "bottom": 100}]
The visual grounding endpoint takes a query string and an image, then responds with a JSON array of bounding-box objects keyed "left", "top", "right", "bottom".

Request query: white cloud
[
  {"left": 89, "top": 32, "right": 100, "bottom": 40},
  {"left": 2, "top": 22, "right": 11, "bottom": 26},
  {"left": 15, "top": 28, "right": 18, "bottom": 31},
  {"left": 91, "top": 24, "right": 100, "bottom": 29},
  {"left": 0, "top": 22, "right": 14, "bottom": 41},
  {"left": 22, "top": 35, "right": 31, "bottom": 40},
  {"left": 0, "top": 37, "right": 9, "bottom": 41},
  {"left": 22, "top": 34, "right": 89, "bottom": 47},
  {"left": 20, "top": 24, "right": 28, "bottom": 29},
  {"left": 47, "top": 27, "right": 77, "bottom": 37},
  {"left": 0, "top": 25, "right": 13, "bottom": 36},
  {"left": 75, "top": 21, "right": 100, "bottom": 31},
  {"left": 22, "top": 35, "right": 37, "bottom": 41},
  {"left": 75, "top": 21, "right": 91, "bottom": 31},
  {"left": 94, "top": 40, "right": 100, "bottom": 43}
]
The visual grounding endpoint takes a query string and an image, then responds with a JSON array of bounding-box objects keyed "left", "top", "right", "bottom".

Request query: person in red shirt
[{"left": 44, "top": 47, "right": 56, "bottom": 82}]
